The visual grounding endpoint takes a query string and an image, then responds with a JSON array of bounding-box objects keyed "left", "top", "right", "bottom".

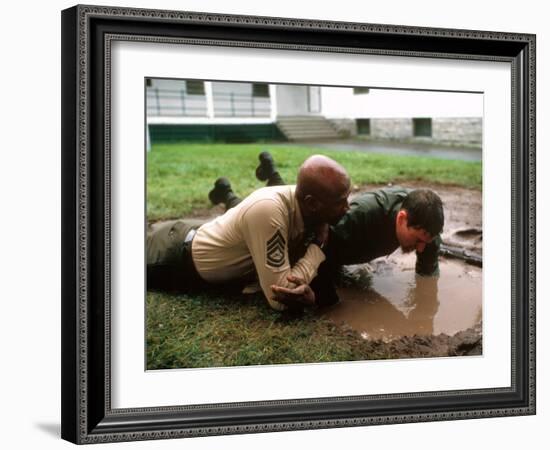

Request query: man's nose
[{"left": 342, "top": 201, "right": 350, "bottom": 213}]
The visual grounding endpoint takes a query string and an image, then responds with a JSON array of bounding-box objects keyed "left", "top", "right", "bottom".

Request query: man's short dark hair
[{"left": 401, "top": 189, "right": 444, "bottom": 237}]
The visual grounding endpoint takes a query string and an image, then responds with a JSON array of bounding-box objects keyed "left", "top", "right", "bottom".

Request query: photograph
[
  {"left": 145, "top": 78, "right": 484, "bottom": 370},
  {"left": 60, "top": 5, "right": 535, "bottom": 443}
]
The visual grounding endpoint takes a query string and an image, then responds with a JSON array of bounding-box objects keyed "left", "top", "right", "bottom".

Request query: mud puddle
[{"left": 320, "top": 251, "right": 482, "bottom": 343}]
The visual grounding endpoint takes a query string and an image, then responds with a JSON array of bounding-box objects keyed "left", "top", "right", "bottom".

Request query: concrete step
[
  {"left": 278, "top": 128, "right": 337, "bottom": 135},
  {"left": 276, "top": 115, "right": 339, "bottom": 141},
  {"left": 278, "top": 121, "right": 335, "bottom": 127},
  {"left": 277, "top": 128, "right": 337, "bottom": 134},
  {"left": 279, "top": 131, "right": 339, "bottom": 138},
  {"left": 278, "top": 122, "right": 335, "bottom": 128}
]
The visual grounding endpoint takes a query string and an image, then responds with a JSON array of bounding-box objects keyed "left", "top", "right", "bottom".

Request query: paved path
[{"left": 272, "top": 139, "right": 482, "bottom": 162}]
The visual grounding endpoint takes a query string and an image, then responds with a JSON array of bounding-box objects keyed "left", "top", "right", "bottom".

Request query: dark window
[
  {"left": 145, "top": 78, "right": 152, "bottom": 87},
  {"left": 413, "top": 118, "right": 432, "bottom": 137},
  {"left": 353, "top": 87, "right": 370, "bottom": 95},
  {"left": 252, "top": 83, "right": 270, "bottom": 98},
  {"left": 186, "top": 80, "right": 205, "bottom": 96},
  {"left": 356, "top": 118, "right": 371, "bottom": 135}
]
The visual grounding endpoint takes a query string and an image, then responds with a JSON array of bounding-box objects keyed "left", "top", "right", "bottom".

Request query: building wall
[
  {"left": 146, "top": 79, "right": 271, "bottom": 118},
  {"left": 322, "top": 87, "right": 484, "bottom": 118},
  {"left": 432, "top": 118, "right": 482, "bottom": 145},
  {"left": 211, "top": 82, "right": 271, "bottom": 118},
  {"left": 371, "top": 118, "right": 413, "bottom": 140},
  {"left": 147, "top": 78, "right": 208, "bottom": 117},
  {"left": 329, "top": 117, "right": 483, "bottom": 146},
  {"left": 275, "top": 85, "right": 310, "bottom": 116},
  {"left": 323, "top": 87, "right": 483, "bottom": 146},
  {"left": 328, "top": 118, "right": 356, "bottom": 138}
]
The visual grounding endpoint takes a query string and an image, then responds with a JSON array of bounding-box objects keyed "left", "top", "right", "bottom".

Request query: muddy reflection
[{"left": 321, "top": 254, "right": 482, "bottom": 341}]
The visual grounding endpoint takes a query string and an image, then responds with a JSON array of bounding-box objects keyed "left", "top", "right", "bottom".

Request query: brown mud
[
  {"left": 325, "top": 256, "right": 481, "bottom": 339},
  {"left": 320, "top": 256, "right": 482, "bottom": 357}
]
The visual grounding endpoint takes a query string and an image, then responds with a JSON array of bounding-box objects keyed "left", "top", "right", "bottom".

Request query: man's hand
[{"left": 271, "top": 275, "right": 316, "bottom": 308}]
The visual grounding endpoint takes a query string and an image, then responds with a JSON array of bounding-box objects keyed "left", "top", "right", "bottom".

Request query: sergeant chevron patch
[{"left": 266, "top": 230, "right": 286, "bottom": 268}]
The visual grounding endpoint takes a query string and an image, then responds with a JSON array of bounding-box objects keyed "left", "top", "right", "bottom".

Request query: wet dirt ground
[
  {"left": 273, "top": 140, "right": 482, "bottom": 162},
  {"left": 319, "top": 183, "right": 483, "bottom": 357},
  {"left": 324, "top": 255, "right": 482, "bottom": 342}
]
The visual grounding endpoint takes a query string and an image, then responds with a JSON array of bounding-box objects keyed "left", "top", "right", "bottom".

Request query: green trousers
[{"left": 146, "top": 219, "right": 206, "bottom": 291}]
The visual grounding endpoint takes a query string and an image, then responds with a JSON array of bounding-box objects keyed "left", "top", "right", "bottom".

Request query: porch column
[
  {"left": 205, "top": 81, "right": 215, "bottom": 118},
  {"left": 269, "top": 84, "right": 277, "bottom": 121}
]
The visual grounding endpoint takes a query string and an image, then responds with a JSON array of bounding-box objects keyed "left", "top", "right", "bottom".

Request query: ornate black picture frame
[{"left": 61, "top": 4, "right": 536, "bottom": 444}]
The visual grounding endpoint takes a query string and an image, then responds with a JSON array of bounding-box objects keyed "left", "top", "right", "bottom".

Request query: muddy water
[{"left": 321, "top": 252, "right": 482, "bottom": 342}]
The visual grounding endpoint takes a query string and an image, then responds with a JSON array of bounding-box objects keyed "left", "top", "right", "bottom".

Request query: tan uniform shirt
[{"left": 192, "top": 185, "right": 325, "bottom": 310}]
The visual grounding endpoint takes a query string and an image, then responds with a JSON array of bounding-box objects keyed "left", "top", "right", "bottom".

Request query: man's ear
[
  {"left": 396, "top": 210, "right": 408, "bottom": 226},
  {"left": 303, "top": 194, "right": 320, "bottom": 212}
]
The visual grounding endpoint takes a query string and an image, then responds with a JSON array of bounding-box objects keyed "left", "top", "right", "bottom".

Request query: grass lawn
[
  {"left": 147, "top": 143, "right": 481, "bottom": 221},
  {"left": 147, "top": 290, "right": 400, "bottom": 369},
  {"left": 146, "top": 142, "right": 482, "bottom": 369}
]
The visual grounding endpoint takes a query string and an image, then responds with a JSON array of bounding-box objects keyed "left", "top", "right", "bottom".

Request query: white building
[{"left": 146, "top": 79, "right": 482, "bottom": 147}]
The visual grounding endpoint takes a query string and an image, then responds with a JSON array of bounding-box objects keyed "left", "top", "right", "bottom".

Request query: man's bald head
[{"left": 295, "top": 155, "right": 351, "bottom": 225}]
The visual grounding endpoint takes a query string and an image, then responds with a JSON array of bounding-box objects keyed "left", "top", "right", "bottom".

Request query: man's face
[{"left": 395, "top": 210, "right": 434, "bottom": 253}]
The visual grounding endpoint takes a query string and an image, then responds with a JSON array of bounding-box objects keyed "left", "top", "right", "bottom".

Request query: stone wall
[
  {"left": 371, "top": 118, "right": 413, "bottom": 140},
  {"left": 331, "top": 117, "right": 483, "bottom": 147},
  {"left": 432, "top": 118, "right": 482, "bottom": 145},
  {"left": 328, "top": 118, "right": 356, "bottom": 138}
]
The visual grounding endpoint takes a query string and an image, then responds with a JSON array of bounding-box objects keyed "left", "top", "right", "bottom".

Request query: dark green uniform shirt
[{"left": 325, "top": 186, "right": 440, "bottom": 276}]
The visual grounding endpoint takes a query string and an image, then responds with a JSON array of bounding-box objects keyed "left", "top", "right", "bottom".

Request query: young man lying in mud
[
  {"left": 147, "top": 154, "right": 351, "bottom": 311},
  {"left": 206, "top": 152, "right": 444, "bottom": 309}
]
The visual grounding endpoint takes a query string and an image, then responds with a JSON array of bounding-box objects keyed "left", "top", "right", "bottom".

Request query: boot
[
  {"left": 255, "top": 151, "right": 277, "bottom": 182},
  {"left": 208, "top": 177, "right": 233, "bottom": 205}
]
